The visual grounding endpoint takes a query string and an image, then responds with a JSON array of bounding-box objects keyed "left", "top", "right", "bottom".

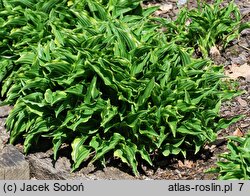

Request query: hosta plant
[
  {"left": 210, "top": 133, "right": 250, "bottom": 180},
  {"left": 161, "top": 0, "right": 250, "bottom": 57},
  {"left": 0, "top": 0, "right": 246, "bottom": 175}
]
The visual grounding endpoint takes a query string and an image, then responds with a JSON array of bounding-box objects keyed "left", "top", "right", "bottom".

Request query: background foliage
[{"left": 209, "top": 133, "right": 250, "bottom": 180}]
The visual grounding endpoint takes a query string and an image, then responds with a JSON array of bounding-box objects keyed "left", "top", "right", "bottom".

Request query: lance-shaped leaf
[
  {"left": 71, "top": 136, "right": 92, "bottom": 171},
  {"left": 137, "top": 77, "right": 155, "bottom": 107}
]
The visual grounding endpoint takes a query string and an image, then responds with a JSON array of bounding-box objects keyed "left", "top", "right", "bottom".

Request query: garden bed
[{"left": 0, "top": 0, "right": 249, "bottom": 180}]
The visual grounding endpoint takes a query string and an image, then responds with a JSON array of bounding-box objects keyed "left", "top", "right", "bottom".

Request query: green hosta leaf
[
  {"left": 216, "top": 115, "right": 244, "bottom": 131},
  {"left": 88, "top": 59, "right": 115, "bottom": 88},
  {"left": 41, "top": 0, "right": 60, "bottom": 13},
  {"left": 68, "top": 115, "right": 93, "bottom": 131},
  {"left": 184, "top": 90, "right": 191, "bottom": 104},
  {"left": 71, "top": 137, "right": 92, "bottom": 171},
  {"left": 194, "top": 136, "right": 205, "bottom": 154},
  {"left": 177, "top": 125, "right": 200, "bottom": 135},
  {"left": 115, "top": 27, "right": 137, "bottom": 50},
  {"left": 4, "top": 83, "right": 22, "bottom": 104},
  {"left": 13, "top": 0, "right": 34, "bottom": 8},
  {"left": 52, "top": 131, "right": 67, "bottom": 160},
  {"left": 172, "top": 137, "right": 186, "bottom": 148},
  {"left": 50, "top": 24, "right": 64, "bottom": 47},
  {"left": 137, "top": 77, "right": 155, "bottom": 107},
  {"left": 177, "top": 78, "right": 197, "bottom": 91},
  {"left": 85, "top": 76, "right": 99, "bottom": 103},
  {"left": 37, "top": 43, "right": 51, "bottom": 61},
  {"left": 226, "top": 33, "right": 238, "bottom": 45},
  {"left": 179, "top": 48, "right": 191, "bottom": 66},
  {"left": 123, "top": 141, "right": 139, "bottom": 176},
  {"left": 227, "top": 141, "right": 240, "bottom": 156},
  {"left": 226, "top": 136, "right": 245, "bottom": 144},
  {"left": 89, "top": 134, "right": 102, "bottom": 151},
  {"left": 114, "top": 149, "right": 129, "bottom": 165},
  {"left": 163, "top": 144, "right": 181, "bottom": 157},
  {"left": 100, "top": 102, "right": 118, "bottom": 129},
  {"left": 61, "top": 111, "right": 75, "bottom": 127},
  {"left": 139, "top": 126, "right": 159, "bottom": 138},
  {"left": 191, "top": 86, "right": 218, "bottom": 105},
  {"left": 167, "top": 120, "right": 178, "bottom": 137},
  {"left": 44, "top": 89, "right": 53, "bottom": 104},
  {"left": 243, "top": 137, "right": 250, "bottom": 151},
  {"left": 142, "top": 6, "right": 159, "bottom": 17},
  {"left": 22, "top": 92, "right": 44, "bottom": 105},
  {"left": 54, "top": 101, "right": 70, "bottom": 118},
  {"left": 1, "top": 76, "right": 14, "bottom": 97},
  {"left": 155, "top": 126, "right": 169, "bottom": 148},
  {"left": 125, "top": 110, "right": 148, "bottom": 128},
  {"left": 3, "top": 16, "right": 27, "bottom": 27},
  {"left": 26, "top": 104, "right": 44, "bottom": 117},
  {"left": 43, "top": 61, "right": 71, "bottom": 76},
  {"left": 9, "top": 110, "right": 27, "bottom": 144},
  {"left": 87, "top": 0, "right": 107, "bottom": 20},
  {"left": 21, "top": 78, "right": 50, "bottom": 91},
  {"left": 44, "top": 89, "right": 67, "bottom": 105},
  {"left": 0, "top": 60, "right": 13, "bottom": 82},
  {"left": 138, "top": 146, "right": 153, "bottom": 166},
  {"left": 71, "top": 10, "right": 93, "bottom": 27},
  {"left": 131, "top": 53, "right": 150, "bottom": 75},
  {"left": 23, "top": 133, "right": 37, "bottom": 154},
  {"left": 23, "top": 118, "right": 48, "bottom": 153},
  {"left": 16, "top": 52, "right": 36, "bottom": 65},
  {"left": 91, "top": 133, "right": 124, "bottom": 163},
  {"left": 6, "top": 102, "right": 26, "bottom": 130}
]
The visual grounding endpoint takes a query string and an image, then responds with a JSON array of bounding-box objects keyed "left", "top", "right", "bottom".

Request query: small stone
[
  {"left": 0, "top": 106, "right": 12, "bottom": 117},
  {"left": 0, "top": 145, "right": 30, "bottom": 180},
  {"left": 241, "top": 29, "right": 250, "bottom": 36},
  {"left": 231, "top": 57, "right": 246, "bottom": 65}
]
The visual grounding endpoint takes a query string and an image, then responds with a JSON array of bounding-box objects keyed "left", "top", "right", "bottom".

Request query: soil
[{"left": 0, "top": 0, "right": 249, "bottom": 180}]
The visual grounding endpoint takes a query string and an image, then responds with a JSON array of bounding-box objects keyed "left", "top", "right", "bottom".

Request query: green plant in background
[
  {"left": 163, "top": 0, "right": 249, "bottom": 57},
  {"left": 0, "top": 0, "right": 247, "bottom": 176},
  {"left": 209, "top": 133, "right": 250, "bottom": 180}
]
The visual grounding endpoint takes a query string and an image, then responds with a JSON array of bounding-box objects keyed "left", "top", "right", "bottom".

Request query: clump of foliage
[
  {"left": 0, "top": 0, "right": 247, "bottom": 175},
  {"left": 175, "top": 0, "right": 245, "bottom": 56},
  {"left": 209, "top": 133, "right": 250, "bottom": 180}
]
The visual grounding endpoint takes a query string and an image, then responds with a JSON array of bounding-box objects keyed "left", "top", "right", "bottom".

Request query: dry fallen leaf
[
  {"left": 209, "top": 46, "right": 220, "bottom": 58},
  {"left": 233, "top": 128, "right": 244, "bottom": 137},
  {"left": 178, "top": 160, "right": 184, "bottom": 168},
  {"left": 154, "top": 10, "right": 162, "bottom": 16},
  {"left": 184, "top": 160, "right": 193, "bottom": 168},
  {"left": 210, "top": 145, "right": 216, "bottom": 152},
  {"left": 225, "top": 63, "right": 250, "bottom": 82},
  {"left": 236, "top": 97, "right": 248, "bottom": 107},
  {"left": 160, "top": 4, "right": 173, "bottom": 12},
  {"left": 178, "top": 160, "right": 193, "bottom": 168},
  {"left": 240, "top": 123, "right": 250, "bottom": 128}
]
